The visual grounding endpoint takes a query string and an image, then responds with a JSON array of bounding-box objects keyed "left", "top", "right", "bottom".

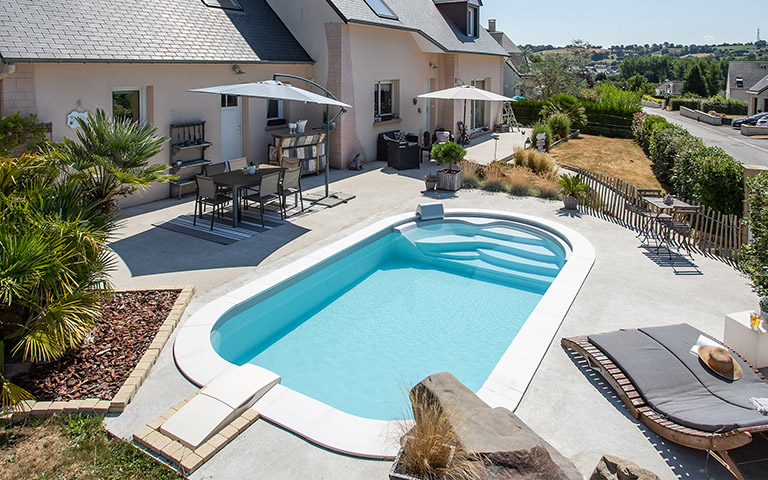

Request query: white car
[{"left": 757, "top": 116, "right": 768, "bottom": 126}]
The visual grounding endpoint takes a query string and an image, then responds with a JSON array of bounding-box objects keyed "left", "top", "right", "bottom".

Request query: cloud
[{"left": 703, "top": 34, "right": 716, "bottom": 41}]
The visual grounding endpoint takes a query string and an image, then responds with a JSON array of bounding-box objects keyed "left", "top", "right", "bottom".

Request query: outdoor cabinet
[
  {"left": 268, "top": 132, "right": 326, "bottom": 175},
  {"left": 169, "top": 121, "right": 211, "bottom": 199}
]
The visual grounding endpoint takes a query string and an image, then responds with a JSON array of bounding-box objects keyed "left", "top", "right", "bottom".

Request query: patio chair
[
  {"left": 625, "top": 189, "right": 671, "bottom": 244},
  {"left": 562, "top": 323, "right": 768, "bottom": 480},
  {"left": 432, "top": 128, "right": 454, "bottom": 145},
  {"left": 656, "top": 205, "right": 700, "bottom": 258},
  {"left": 279, "top": 167, "right": 304, "bottom": 213},
  {"left": 281, "top": 156, "right": 300, "bottom": 169},
  {"left": 420, "top": 131, "right": 432, "bottom": 164},
  {"left": 227, "top": 157, "right": 248, "bottom": 172},
  {"left": 242, "top": 171, "right": 282, "bottom": 227},
  {"left": 193, "top": 175, "right": 232, "bottom": 230},
  {"left": 204, "top": 162, "right": 227, "bottom": 176}
]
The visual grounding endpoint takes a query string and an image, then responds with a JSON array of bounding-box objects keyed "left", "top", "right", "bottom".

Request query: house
[
  {"left": 746, "top": 74, "right": 768, "bottom": 115},
  {"left": 486, "top": 19, "right": 525, "bottom": 97},
  {"left": 726, "top": 61, "right": 768, "bottom": 101},
  {"left": 654, "top": 80, "right": 683, "bottom": 96},
  {"left": 1, "top": 0, "right": 506, "bottom": 206}
]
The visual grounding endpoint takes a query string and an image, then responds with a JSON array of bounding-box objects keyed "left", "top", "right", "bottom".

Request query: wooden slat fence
[{"left": 563, "top": 165, "right": 743, "bottom": 262}]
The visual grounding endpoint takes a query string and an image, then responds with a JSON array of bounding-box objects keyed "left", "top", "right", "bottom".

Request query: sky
[{"left": 480, "top": 0, "right": 765, "bottom": 48}]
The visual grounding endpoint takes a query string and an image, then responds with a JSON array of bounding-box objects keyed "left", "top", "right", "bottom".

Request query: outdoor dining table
[
  {"left": 209, "top": 165, "right": 283, "bottom": 228},
  {"left": 641, "top": 195, "right": 696, "bottom": 253}
]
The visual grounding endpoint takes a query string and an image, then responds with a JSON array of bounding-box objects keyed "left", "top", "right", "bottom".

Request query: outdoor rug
[{"left": 154, "top": 204, "right": 323, "bottom": 245}]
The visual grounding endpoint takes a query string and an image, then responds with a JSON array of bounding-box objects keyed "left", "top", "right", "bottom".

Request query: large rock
[
  {"left": 411, "top": 372, "right": 582, "bottom": 480},
  {"left": 589, "top": 455, "right": 661, "bottom": 480}
]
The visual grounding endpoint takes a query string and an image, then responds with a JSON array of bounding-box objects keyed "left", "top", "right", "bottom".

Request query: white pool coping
[{"left": 173, "top": 208, "right": 595, "bottom": 459}]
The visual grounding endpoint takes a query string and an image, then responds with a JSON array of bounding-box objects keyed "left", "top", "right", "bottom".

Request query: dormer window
[
  {"left": 467, "top": 6, "right": 478, "bottom": 37},
  {"left": 202, "top": 0, "right": 243, "bottom": 11},
  {"left": 364, "top": 0, "right": 398, "bottom": 19},
  {"left": 736, "top": 77, "right": 744, "bottom": 88}
]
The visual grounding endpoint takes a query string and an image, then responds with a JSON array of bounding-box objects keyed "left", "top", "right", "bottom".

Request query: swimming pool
[
  {"left": 174, "top": 207, "right": 595, "bottom": 458},
  {"left": 211, "top": 220, "right": 566, "bottom": 420}
]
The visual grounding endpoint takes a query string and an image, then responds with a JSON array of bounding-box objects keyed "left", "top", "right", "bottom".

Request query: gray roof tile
[
  {"left": 326, "top": 0, "right": 506, "bottom": 56},
  {"left": 0, "top": 0, "right": 312, "bottom": 63},
  {"left": 747, "top": 73, "right": 768, "bottom": 95}
]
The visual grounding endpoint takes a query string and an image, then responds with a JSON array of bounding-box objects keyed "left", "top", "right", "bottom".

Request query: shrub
[
  {"left": 534, "top": 174, "right": 561, "bottom": 199},
  {"left": 700, "top": 96, "right": 748, "bottom": 115},
  {"left": 529, "top": 122, "right": 552, "bottom": 151},
  {"left": 480, "top": 161, "right": 508, "bottom": 192},
  {"left": 668, "top": 96, "right": 701, "bottom": 111},
  {"left": 742, "top": 172, "right": 768, "bottom": 295},
  {"left": 673, "top": 145, "right": 744, "bottom": 215},
  {"left": 546, "top": 112, "right": 571, "bottom": 140},
  {"left": 579, "top": 88, "right": 601, "bottom": 103},
  {"left": 505, "top": 167, "right": 534, "bottom": 196},
  {"left": 458, "top": 160, "right": 481, "bottom": 188},
  {"left": 590, "top": 83, "right": 642, "bottom": 115},
  {"left": 649, "top": 123, "right": 702, "bottom": 185},
  {"left": 540, "top": 94, "right": 587, "bottom": 128},
  {"left": 636, "top": 114, "right": 669, "bottom": 154},
  {"left": 0, "top": 112, "right": 49, "bottom": 157},
  {"left": 510, "top": 99, "right": 545, "bottom": 126},
  {"left": 642, "top": 95, "right": 663, "bottom": 105},
  {"left": 430, "top": 141, "right": 466, "bottom": 170},
  {"left": 557, "top": 173, "right": 587, "bottom": 198},
  {"left": 513, "top": 147, "right": 556, "bottom": 175}
]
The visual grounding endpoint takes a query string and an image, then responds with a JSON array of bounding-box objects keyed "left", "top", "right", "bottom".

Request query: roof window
[
  {"left": 736, "top": 77, "right": 744, "bottom": 88},
  {"left": 202, "top": 0, "right": 243, "bottom": 11},
  {"left": 364, "top": 0, "right": 398, "bottom": 19}
]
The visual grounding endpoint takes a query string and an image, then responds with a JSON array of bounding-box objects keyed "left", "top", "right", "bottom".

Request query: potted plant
[
  {"left": 557, "top": 174, "right": 586, "bottom": 210},
  {"left": 761, "top": 296, "right": 768, "bottom": 324},
  {"left": 431, "top": 141, "right": 466, "bottom": 191}
]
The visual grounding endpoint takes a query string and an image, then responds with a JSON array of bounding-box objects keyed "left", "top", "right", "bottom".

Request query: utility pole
[{"left": 758, "top": 28, "right": 761, "bottom": 42}]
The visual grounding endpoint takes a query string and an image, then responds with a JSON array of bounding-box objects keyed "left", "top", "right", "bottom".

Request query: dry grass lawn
[{"left": 549, "top": 134, "right": 664, "bottom": 190}]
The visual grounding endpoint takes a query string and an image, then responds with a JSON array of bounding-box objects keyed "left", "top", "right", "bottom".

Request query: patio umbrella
[
  {"left": 418, "top": 85, "right": 514, "bottom": 145},
  {"left": 188, "top": 79, "right": 351, "bottom": 198}
]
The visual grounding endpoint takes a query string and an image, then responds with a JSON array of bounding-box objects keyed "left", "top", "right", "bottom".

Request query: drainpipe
[{"left": 0, "top": 61, "right": 15, "bottom": 81}]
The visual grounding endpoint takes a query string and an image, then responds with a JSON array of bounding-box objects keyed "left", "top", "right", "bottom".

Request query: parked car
[
  {"left": 732, "top": 112, "right": 768, "bottom": 128},
  {"left": 757, "top": 117, "right": 768, "bottom": 127}
]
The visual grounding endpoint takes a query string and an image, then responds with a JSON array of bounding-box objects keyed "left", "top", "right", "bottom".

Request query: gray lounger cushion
[{"left": 589, "top": 323, "right": 768, "bottom": 433}]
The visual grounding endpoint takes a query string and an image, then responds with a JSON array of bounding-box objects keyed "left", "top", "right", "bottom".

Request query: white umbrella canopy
[
  {"left": 188, "top": 80, "right": 351, "bottom": 108},
  {"left": 417, "top": 85, "right": 514, "bottom": 102}
]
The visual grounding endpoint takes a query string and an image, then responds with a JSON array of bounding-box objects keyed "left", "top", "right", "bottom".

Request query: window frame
[
  {"left": 467, "top": 6, "right": 478, "bottom": 37},
  {"left": 374, "top": 80, "right": 396, "bottom": 121},
  {"left": 470, "top": 78, "right": 487, "bottom": 130},
  {"left": 267, "top": 99, "right": 284, "bottom": 121},
  {"left": 202, "top": 0, "right": 243, "bottom": 11},
  {"left": 112, "top": 87, "right": 146, "bottom": 123},
  {"left": 363, "top": 0, "right": 398, "bottom": 20}
]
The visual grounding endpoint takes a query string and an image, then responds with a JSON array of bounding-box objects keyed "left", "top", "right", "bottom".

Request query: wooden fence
[{"left": 563, "top": 166, "right": 743, "bottom": 262}]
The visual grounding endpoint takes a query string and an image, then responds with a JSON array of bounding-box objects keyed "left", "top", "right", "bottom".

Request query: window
[
  {"left": 221, "top": 94, "right": 239, "bottom": 108},
  {"left": 374, "top": 81, "right": 396, "bottom": 121},
  {"left": 363, "top": 0, "right": 397, "bottom": 19},
  {"left": 467, "top": 7, "right": 477, "bottom": 37},
  {"left": 736, "top": 77, "right": 744, "bottom": 88},
  {"left": 202, "top": 0, "right": 243, "bottom": 11},
  {"left": 470, "top": 79, "right": 486, "bottom": 130},
  {"left": 267, "top": 99, "right": 284, "bottom": 121},
  {"left": 112, "top": 89, "right": 143, "bottom": 123}
]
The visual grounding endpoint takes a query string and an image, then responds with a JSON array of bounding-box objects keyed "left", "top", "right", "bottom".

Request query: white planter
[{"left": 436, "top": 169, "right": 463, "bottom": 191}]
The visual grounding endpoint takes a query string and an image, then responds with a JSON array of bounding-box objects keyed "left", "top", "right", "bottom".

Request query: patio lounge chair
[{"left": 562, "top": 323, "right": 768, "bottom": 480}]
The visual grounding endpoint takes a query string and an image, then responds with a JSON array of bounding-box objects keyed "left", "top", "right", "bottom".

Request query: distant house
[
  {"left": 655, "top": 80, "right": 683, "bottom": 96},
  {"left": 726, "top": 61, "right": 768, "bottom": 101},
  {"left": 486, "top": 19, "right": 525, "bottom": 97},
  {"left": 1, "top": 0, "right": 507, "bottom": 206},
  {"left": 746, "top": 74, "right": 768, "bottom": 114}
]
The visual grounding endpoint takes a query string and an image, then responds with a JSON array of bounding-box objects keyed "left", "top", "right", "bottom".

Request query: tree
[
  {"left": 626, "top": 74, "right": 649, "bottom": 92},
  {"left": 683, "top": 63, "right": 709, "bottom": 96}
]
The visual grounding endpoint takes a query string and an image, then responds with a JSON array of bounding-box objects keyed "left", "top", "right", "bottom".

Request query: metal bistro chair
[
  {"left": 193, "top": 175, "right": 232, "bottom": 230},
  {"left": 280, "top": 167, "right": 304, "bottom": 213},
  {"left": 280, "top": 156, "right": 300, "bottom": 169},
  {"left": 625, "top": 189, "right": 671, "bottom": 244},
  {"left": 227, "top": 157, "right": 248, "bottom": 172},
  {"left": 204, "top": 162, "right": 232, "bottom": 197},
  {"left": 242, "top": 171, "right": 283, "bottom": 227},
  {"left": 656, "top": 205, "right": 700, "bottom": 259}
]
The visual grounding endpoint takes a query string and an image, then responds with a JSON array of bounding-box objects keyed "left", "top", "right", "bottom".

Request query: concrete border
[
  {"left": 173, "top": 208, "right": 595, "bottom": 459},
  {"left": 4, "top": 285, "right": 195, "bottom": 420}
]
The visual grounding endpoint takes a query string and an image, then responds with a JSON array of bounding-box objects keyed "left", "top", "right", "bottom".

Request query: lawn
[
  {"left": 0, "top": 414, "right": 182, "bottom": 480},
  {"left": 549, "top": 134, "right": 664, "bottom": 190}
]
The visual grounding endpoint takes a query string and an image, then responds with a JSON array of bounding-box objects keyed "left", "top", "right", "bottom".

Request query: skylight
[
  {"left": 202, "top": 0, "right": 243, "bottom": 11},
  {"left": 364, "top": 0, "right": 398, "bottom": 19}
]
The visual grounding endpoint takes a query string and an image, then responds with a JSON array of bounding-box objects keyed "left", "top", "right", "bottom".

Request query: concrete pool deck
[{"left": 104, "top": 160, "right": 759, "bottom": 479}]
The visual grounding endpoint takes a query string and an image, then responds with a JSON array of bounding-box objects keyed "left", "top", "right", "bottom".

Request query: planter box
[{"left": 436, "top": 169, "right": 463, "bottom": 191}]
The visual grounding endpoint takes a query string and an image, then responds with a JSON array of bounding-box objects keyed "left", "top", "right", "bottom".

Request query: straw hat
[{"left": 698, "top": 345, "right": 742, "bottom": 381}]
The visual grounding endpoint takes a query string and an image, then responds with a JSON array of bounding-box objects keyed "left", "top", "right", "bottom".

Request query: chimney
[{"left": 488, "top": 19, "right": 496, "bottom": 32}]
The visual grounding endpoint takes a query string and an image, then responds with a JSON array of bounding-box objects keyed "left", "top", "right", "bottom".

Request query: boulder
[
  {"left": 411, "top": 372, "right": 582, "bottom": 480},
  {"left": 589, "top": 455, "right": 661, "bottom": 480}
]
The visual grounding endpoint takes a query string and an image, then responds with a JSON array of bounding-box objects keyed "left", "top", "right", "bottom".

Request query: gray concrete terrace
[{"left": 104, "top": 157, "right": 761, "bottom": 479}]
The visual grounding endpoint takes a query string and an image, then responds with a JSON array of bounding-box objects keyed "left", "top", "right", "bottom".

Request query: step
[{"left": 413, "top": 235, "right": 561, "bottom": 263}]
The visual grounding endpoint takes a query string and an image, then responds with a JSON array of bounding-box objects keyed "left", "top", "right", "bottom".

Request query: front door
[{"left": 221, "top": 95, "right": 242, "bottom": 161}]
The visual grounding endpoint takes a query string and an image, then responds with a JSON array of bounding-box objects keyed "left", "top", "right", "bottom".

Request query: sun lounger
[{"left": 562, "top": 323, "right": 768, "bottom": 480}]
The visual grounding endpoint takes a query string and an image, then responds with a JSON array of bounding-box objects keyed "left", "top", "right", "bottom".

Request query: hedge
[
  {"left": 648, "top": 123, "right": 701, "bottom": 185},
  {"left": 668, "top": 97, "right": 701, "bottom": 111},
  {"left": 742, "top": 172, "right": 768, "bottom": 294},
  {"left": 700, "top": 96, "right": 748, "bottom": 115},
  {"left": 511, "top": 101, "right": 544, "bottom": 126}
]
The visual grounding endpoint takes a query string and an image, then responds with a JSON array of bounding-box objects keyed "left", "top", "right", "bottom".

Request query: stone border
[
  {"left": 4, "top": 285, "right": 195, "bottom": 420},
  {"left": 133, "top": 393, "right": 259, "bottom": 474}
]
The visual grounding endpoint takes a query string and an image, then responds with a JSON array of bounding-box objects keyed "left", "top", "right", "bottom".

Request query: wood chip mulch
[{"left": 13, "top": 290, "right": 180, "bottom": 402}]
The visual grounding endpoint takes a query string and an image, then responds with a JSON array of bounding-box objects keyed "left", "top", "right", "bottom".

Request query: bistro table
[
  {"left": 641, "top": 195, "right": 696, "bottom": 255},
  {"left": 209, "top": 165, "right": 283, "bottom": 228}
]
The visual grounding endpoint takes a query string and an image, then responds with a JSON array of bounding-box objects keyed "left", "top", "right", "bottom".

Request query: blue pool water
[{"left": 211, "top": 220, "right": 567, "bottom": 420}]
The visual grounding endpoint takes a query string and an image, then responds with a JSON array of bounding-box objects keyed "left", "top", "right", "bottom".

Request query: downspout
[{"left": 0, "top": 60, "right": 16, "bottom": 81}]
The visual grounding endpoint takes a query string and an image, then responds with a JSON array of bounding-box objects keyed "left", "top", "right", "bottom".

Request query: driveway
[{"left": 643, "top": 107, "right": 768, "bottom": 168}]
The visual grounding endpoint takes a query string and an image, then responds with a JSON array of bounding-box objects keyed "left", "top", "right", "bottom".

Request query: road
[{"left": 643, "top": 107, "right": 768, "bottom": 168}]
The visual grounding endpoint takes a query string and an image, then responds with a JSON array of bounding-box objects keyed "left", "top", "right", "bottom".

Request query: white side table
[{"left": 723, "top": 311, "right": 768, "bottom": 368}]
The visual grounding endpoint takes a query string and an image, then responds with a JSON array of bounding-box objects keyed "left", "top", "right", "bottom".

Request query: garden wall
[{"left": 680, "top": 106, "right": 723, "bottom": 126}]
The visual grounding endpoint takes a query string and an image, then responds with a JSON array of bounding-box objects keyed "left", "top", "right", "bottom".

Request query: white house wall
[{"left": 25, "top": 62, "right": 310, "bottom": 207}]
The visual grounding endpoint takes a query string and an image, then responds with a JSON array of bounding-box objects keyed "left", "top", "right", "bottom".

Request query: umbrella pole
[
  {"left": 462, "top": 99, "right": 467, "bottom": 147},
  {"left": 325, "top": 105, "right": 330, "bottom": 198}
]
